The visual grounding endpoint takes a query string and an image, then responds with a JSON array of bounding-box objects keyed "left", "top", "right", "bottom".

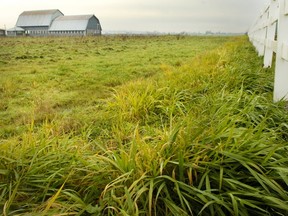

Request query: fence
[{"left": 248, "top": 0, "right": 288, "bottom": 102}]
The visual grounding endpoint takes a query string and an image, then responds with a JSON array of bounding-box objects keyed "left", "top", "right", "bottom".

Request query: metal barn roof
[
  {"left": 7, "top": 27, "right": 25, "bottom": 31},
  {"left": 49, "top": 15, "right": 95, "bottom": 31},
  {"left": 16, "top": 9, "right": 63, "bottom": 27}
]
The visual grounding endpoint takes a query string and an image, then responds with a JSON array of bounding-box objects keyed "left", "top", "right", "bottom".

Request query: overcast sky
[{"left": 0, "top": 0, "right": 269, "bottom": 33}]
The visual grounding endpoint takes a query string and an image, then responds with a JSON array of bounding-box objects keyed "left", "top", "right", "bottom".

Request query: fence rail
[{"left": 248, "top": 0, "right": 288, "bottom": 102}]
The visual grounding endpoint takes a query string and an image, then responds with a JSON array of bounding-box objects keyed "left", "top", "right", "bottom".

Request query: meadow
[{"left": 1, "top": 35, "right": 288, "bottom": 215}]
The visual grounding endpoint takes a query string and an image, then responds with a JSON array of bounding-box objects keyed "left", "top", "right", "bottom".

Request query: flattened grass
[{"left": 1, "top": 36, "right": 288, "bottom": 215}]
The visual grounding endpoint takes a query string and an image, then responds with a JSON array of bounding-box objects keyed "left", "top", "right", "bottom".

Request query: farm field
[{"left": 1, "top": 35, "right": 288, "bottom": 215}]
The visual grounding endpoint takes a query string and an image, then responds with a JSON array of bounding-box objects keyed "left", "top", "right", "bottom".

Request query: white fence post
[
  {"left": 274, "top": 0, "right": 288, "bottom": 101},
  {"left": 264, "top": 0, "right": 278, "bottom": 68}
]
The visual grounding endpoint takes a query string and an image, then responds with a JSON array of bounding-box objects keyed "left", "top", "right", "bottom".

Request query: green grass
[
  {"left": 1, "top": 35, "right": 288, "bottom": 215},
  {"left": 0, "top": 35, "right": 228, "bottom": 138}
]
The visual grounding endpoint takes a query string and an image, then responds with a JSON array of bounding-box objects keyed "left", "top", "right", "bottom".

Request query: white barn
[
  {"left": 49, "top": 15, "right": 102, "bottom": 36},
  {"left": 9, "top": 9, "right": 102, "bottom": 37},
  {"left": 16, "top": 9, "right": 63, "bottom": 36}
]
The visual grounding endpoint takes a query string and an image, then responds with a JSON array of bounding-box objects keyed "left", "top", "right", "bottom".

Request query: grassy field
[
  {"left": 1, "top": 35, "right": 288, "bottom": 215},
  {"left": 0, "top": 36, "right": 228, "bottom": 138}
]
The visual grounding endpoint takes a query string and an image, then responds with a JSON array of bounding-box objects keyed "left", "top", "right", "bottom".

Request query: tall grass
[{"left": 1, "top": 36, "right": 288, "bottom": 215}]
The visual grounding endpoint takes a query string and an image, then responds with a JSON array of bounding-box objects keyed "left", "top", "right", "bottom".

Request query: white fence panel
[
  {"left": 248, "top": 0, "right": 288, "bottom": 102},
  {"left": 274, "top": 0, "right": 288, "bottom": 101}
]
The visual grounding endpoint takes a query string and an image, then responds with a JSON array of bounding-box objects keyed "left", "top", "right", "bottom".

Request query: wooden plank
[
  {"left": 281, "top": 42, "right": 288, "bottom": 61},
  {"left": 269, "top": 15, "right": 278, "bottom": 24},
  {"left": 266, "top": 39, "right": 278, "bottom": 52},
  {"left": 285, "top": 0, "right": 288, "bottom": 15},
  {"left": 272, "top": 40, "right": 278, "bottom": 52}
]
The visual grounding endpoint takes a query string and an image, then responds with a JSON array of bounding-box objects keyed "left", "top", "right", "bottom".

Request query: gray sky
[{"left": 0, "top": 0, "right": 269, "bottom": 33}]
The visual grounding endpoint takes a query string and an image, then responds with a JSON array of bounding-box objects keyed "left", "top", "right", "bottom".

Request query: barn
[
  {"left": 0, "top": 29, "right": 5, "bottom": 36},
  {"left": 16, "top": 9, "right": 64, "bottom": 36},
  {"left": 10, "top": 9, "right": 102, "bottom": 37},
  {"left": 49, "top": 15, "right": 102, "bottom": 36}
]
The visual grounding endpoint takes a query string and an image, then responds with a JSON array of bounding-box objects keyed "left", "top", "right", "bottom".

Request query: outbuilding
[
  {"left": 0, "top": 29, "right": 5, "bottom": 36},
  {"left": 49, "top": 15, "right": 102, "bottom": 36},
  {"left": 6, "top": 27, "right": 25, "bottom": 36},
  {"left": 16, "top": 9, "right": 63, "bottom": 36}
]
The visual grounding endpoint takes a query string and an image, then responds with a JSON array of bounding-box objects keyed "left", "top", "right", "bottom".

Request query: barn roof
[
  {"left": 49, "top": 15, "right": 97, "bottom": 31},
  {"left": 7, "top": 27, "right": 25, "bottom": 32},
  {"left": 16, "top": 9, "right": 64, "bottom": 27}
]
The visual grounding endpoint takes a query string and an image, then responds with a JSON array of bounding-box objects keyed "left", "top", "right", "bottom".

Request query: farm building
[
  {"left": 16, "top": 9, "right": 64, "bottom": 36},
  {"left": 49, "top": 15, "right": 102, "bottom": 36},
  {"left": 6, "top": 27, "right": 25, "bottom": 36},
  {"left": 0, "top": 29, "right": 6, "bottom": 36},
  {"left": 9, "top": 9, "right": 102, "bottom": 37}
]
